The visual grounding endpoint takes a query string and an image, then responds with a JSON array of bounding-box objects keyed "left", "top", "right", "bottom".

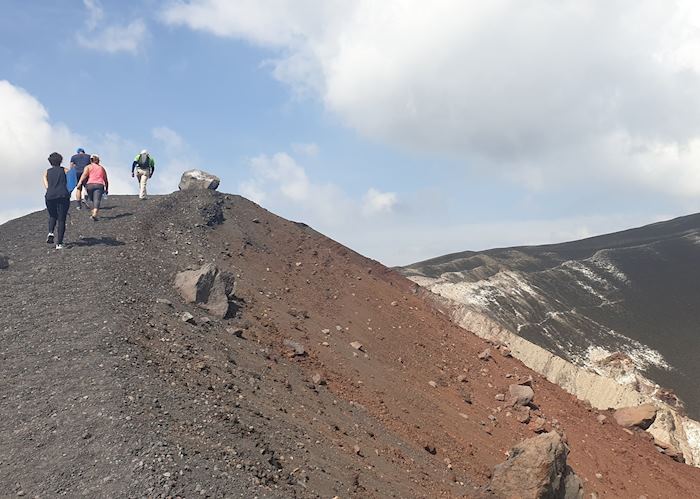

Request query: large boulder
[
  {"left": 174, "top": 264, "right": 238, "bottom": 318},
  {"left": 613, "top": 403, "right": 657, "bottom": 430},
  {"left": 179, "top": 170, "right": 220, "bottom": 191},
  {"left": 489, "top": 432, "right": 583, "bottom": 499},
  {"left": 510, "top": 384, "right": 535, "bottom": 407},
  {"left": 0, "top": 253, "right": 8, "bottom": 269}
]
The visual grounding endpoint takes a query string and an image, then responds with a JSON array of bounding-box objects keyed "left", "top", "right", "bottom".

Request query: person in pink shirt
[{"left": 77, "top": 155, "right": 109, "bottom": 221}]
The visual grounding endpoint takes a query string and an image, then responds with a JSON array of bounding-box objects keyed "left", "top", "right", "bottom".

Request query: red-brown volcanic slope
[{"left": 1, "top": 190, "right": 699, "bottom": 498}]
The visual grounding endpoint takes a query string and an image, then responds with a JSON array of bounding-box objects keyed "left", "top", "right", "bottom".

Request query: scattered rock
[
  {"left": 350, "top": 341, "right": 364, "bottom": 351},
  {"left": 174, "top": 263, "right": 239, "bottom": 318},
  {"left": 178, "top": 169, "right": 221, "bottom": 190},
  {"left": 478, "top": 348, "right": 492, "bottom": 361},
  {"left": 428, "top": 381, "right": 438, "bottom": 388},
  {"left": 227, "top": 327, "right": 245, "bottom": 338},
  {"left": 181, "top": 312, "right": 196, "bottom": 324},
  {"left": 529, "top": 417, "right": 547, "bottom": 434},
  {"left": 613, "top": 404, "right": 657, "bottom": 430},
  {"left": 596, "top": 414, "right": 607, "bottom": 424},
  {"left": 509, "top": 384, "right": 535, "bottom": 407},
  {"left": 495, "top": 393, "right": 506, "bottom": 402},
  {"left": 463, "top": 392, "right": 473, "bottom": 405},
  {"left": 500, "top": 346, "right": 512, "bottom": 357},
  {"left": 283, "top": 339, "right": 307, "bottom": 357},
  {"left": 424, "top": 445, "right": 437, "bottom": 455},
  {"left": 200, "top": 316, "right": 211, "bottom": 324},
  {"left": 0, "top": 253, "right": 8, "bottom": 270},
  {"left": 457, "top": 374, "right": 467, "bottom": 383},
  {"left": 390, "top": 301, "right": 398, "bottom": 307},
  {"left": 489, "top": 431, "right": 583, "bottom": 499},
  {"left": 516, "top": 407, "right": 532, "bottom": 424},
  {"left": 155, "top": 298, "right": 173, "bottom": 307},
  {"left": 312, "top": 373, "right": 326, "bottom": 385},
  {"left": 654, "top": 438, "right": 685, "bottom": 463}
]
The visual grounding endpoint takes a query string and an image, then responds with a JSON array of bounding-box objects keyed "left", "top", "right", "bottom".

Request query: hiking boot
[
  {"left": 91, "top": 215, "right": 99, "bottom": 222},
  {"left": 46, "top": 233, "right": 54, "bottom": 244},
  {"left": 55, "top": 244, "right": 64, "bottom": 250}
]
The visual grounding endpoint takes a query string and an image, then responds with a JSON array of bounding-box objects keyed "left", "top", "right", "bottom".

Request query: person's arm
[
  {"left": 42, "top": 170, "right": 48, "bottom": 190},
  {"left": 104, "top": 169, "right": 109, "bottom": 193},
  {"left": 150, "top": 158, "right": 155, "bottom": 176},
  {"left": 132, "top": 160, "right": 137, "bottom": 176},
  {"left": 77, "top": 166, "right": 90, "bottom": 188}
]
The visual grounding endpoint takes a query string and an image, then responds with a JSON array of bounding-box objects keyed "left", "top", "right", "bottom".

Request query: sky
[{"left": 3, "top": 1, "right": 700, "bottom": 265}]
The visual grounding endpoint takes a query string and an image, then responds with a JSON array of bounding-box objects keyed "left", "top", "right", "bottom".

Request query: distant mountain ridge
[{"left": 401, "top": 212, "right": 700, "bottom": 420}]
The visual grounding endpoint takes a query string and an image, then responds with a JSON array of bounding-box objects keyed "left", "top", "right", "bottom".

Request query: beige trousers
[{"left": 135, "top": 168, "right": 150, "bottom": 199}]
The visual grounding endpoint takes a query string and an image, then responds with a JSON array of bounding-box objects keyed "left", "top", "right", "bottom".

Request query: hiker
[
  {"left": 70, "top": 147, "right": 91, "bottom": 209},
  {"left": 42, "top": 152, "right": 71, "bottom": 250},
  {"left": 77, "top": 154, "right": 109, "bottom": 222},
  {"left": 131, "top": 149, "right": 155, "bottom": 200}
]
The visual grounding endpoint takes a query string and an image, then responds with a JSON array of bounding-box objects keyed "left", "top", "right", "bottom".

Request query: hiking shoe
[
  {"left": 55, "top": 244, "right": 64, "bottom": 250},
  {"left": 46, "top": 233, "right": 54, "bottom": 244},
  {"left": 76, "top": 204, "right": 82, "bottom": 210},
  {"left": 91, "top": 215, "right": 98, "bottom": 222}
]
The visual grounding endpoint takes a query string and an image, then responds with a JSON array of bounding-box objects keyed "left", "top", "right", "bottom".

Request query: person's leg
[
  {"left": 45, "top": 198, "right": 57, "bottom": 243},
  {"left": 138, "top": 169, "right": 148, "bottom": 199},
  {"left": 55, "top": 198, "right": 69, "bottom": 245},
  {"left": 75, "top": 183, "right": 83, "bottom": 209},
  {"left": 91, "top": 186, "right": 104, "bottom": 218}
]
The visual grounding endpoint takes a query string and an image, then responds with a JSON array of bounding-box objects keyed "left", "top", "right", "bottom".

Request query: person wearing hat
[
  {"left": 77, "top": 154, "right": 109, "bottom": 221},
  {"left": 70, "top": 147, "right": 91, "bottom": 209},
  {"left": 131, "top": 149, "right": 155, "bottom": 200}
]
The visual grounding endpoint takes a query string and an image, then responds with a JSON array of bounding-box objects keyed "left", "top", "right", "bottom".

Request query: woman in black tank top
[{"left": 42, "top": 152, "right": 71, "bottom": 249}]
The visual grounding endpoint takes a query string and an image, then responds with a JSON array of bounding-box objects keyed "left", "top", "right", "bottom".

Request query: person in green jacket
[{"left": 131, "top": 149, "right": 155, "bottom": 200}]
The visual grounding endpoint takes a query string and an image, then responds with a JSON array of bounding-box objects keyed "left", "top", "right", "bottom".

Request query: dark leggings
[
  {"left": 86, "top": 184, "right": 105, "bottom": 210},
  {"left": 46, "top": 197, "right": 70, "bottom": 244}
]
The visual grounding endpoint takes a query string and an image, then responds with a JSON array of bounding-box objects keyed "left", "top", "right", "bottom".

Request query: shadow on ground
[{"left": 72, "top": 237, "right": 125, "bottom": 247}]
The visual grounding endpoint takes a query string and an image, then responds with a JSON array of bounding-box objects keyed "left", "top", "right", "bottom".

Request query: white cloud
[
  {"left": 0, "top": 81, "right": 82, "bottom": 210},
  {"left": 239, "top": 151, "right": 397, "bottom": 227},
  {"left": 162, "top": 0, "right": 700, "bottom": 198},
  {"left": 362, "top": 187, "right": 397, "bottom": 215},
  {"left": 77, "top": 0, "right": 147, "bottom": 54}
]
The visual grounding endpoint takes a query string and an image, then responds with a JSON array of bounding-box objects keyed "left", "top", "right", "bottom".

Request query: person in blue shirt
[{"left": 70, "top": 147, "right": 91, "bottom": 209}]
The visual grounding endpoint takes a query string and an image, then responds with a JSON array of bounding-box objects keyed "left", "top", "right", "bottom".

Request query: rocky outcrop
[
  {"left": 179, "top": 170, "right": 221, "bottom": 191},
  {"left": 174, "top": 263, "right": 238, "bottom": 318},
  {"left": 613, "top": 404, "right": 657, "bottom": 430},
  {"left": 408, "top": 291, "right": 700, "bottom": 467},
  {"left": 489, "top": 432, "right": 583, "bottom": 499}
]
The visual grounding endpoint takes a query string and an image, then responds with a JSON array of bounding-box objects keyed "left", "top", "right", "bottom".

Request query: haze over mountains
[{"left": 401, "top": 213, "right": 700, "bottom": 420}]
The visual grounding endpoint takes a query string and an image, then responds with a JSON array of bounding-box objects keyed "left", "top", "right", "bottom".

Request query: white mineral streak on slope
[
  {"left": 412, "top": 292, "right": 700, "bottom": 467},
  {"left": 423, "top": 258, "right": 670, "bottom": 373}
]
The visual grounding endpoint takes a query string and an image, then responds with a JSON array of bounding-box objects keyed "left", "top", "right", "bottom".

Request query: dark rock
[
  {"left": 424, "top": 445, "right": 437, "bottom": 455},
  {"left": 178, "top": 170, "right": 220, "bottom": 191},
  {"left": 174, "top": 263, "right": 239, "bottom": 319},
  {"left": 489, "top": 431, "right": 583, "bottom": 499},
  {"left": 0, "top": 253, "right": 9, "bottom": 269}
]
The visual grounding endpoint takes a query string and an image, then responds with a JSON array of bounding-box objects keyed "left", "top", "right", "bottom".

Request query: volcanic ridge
[{"left": 1, "top": 190, "right": 700, "bottom": 498}]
